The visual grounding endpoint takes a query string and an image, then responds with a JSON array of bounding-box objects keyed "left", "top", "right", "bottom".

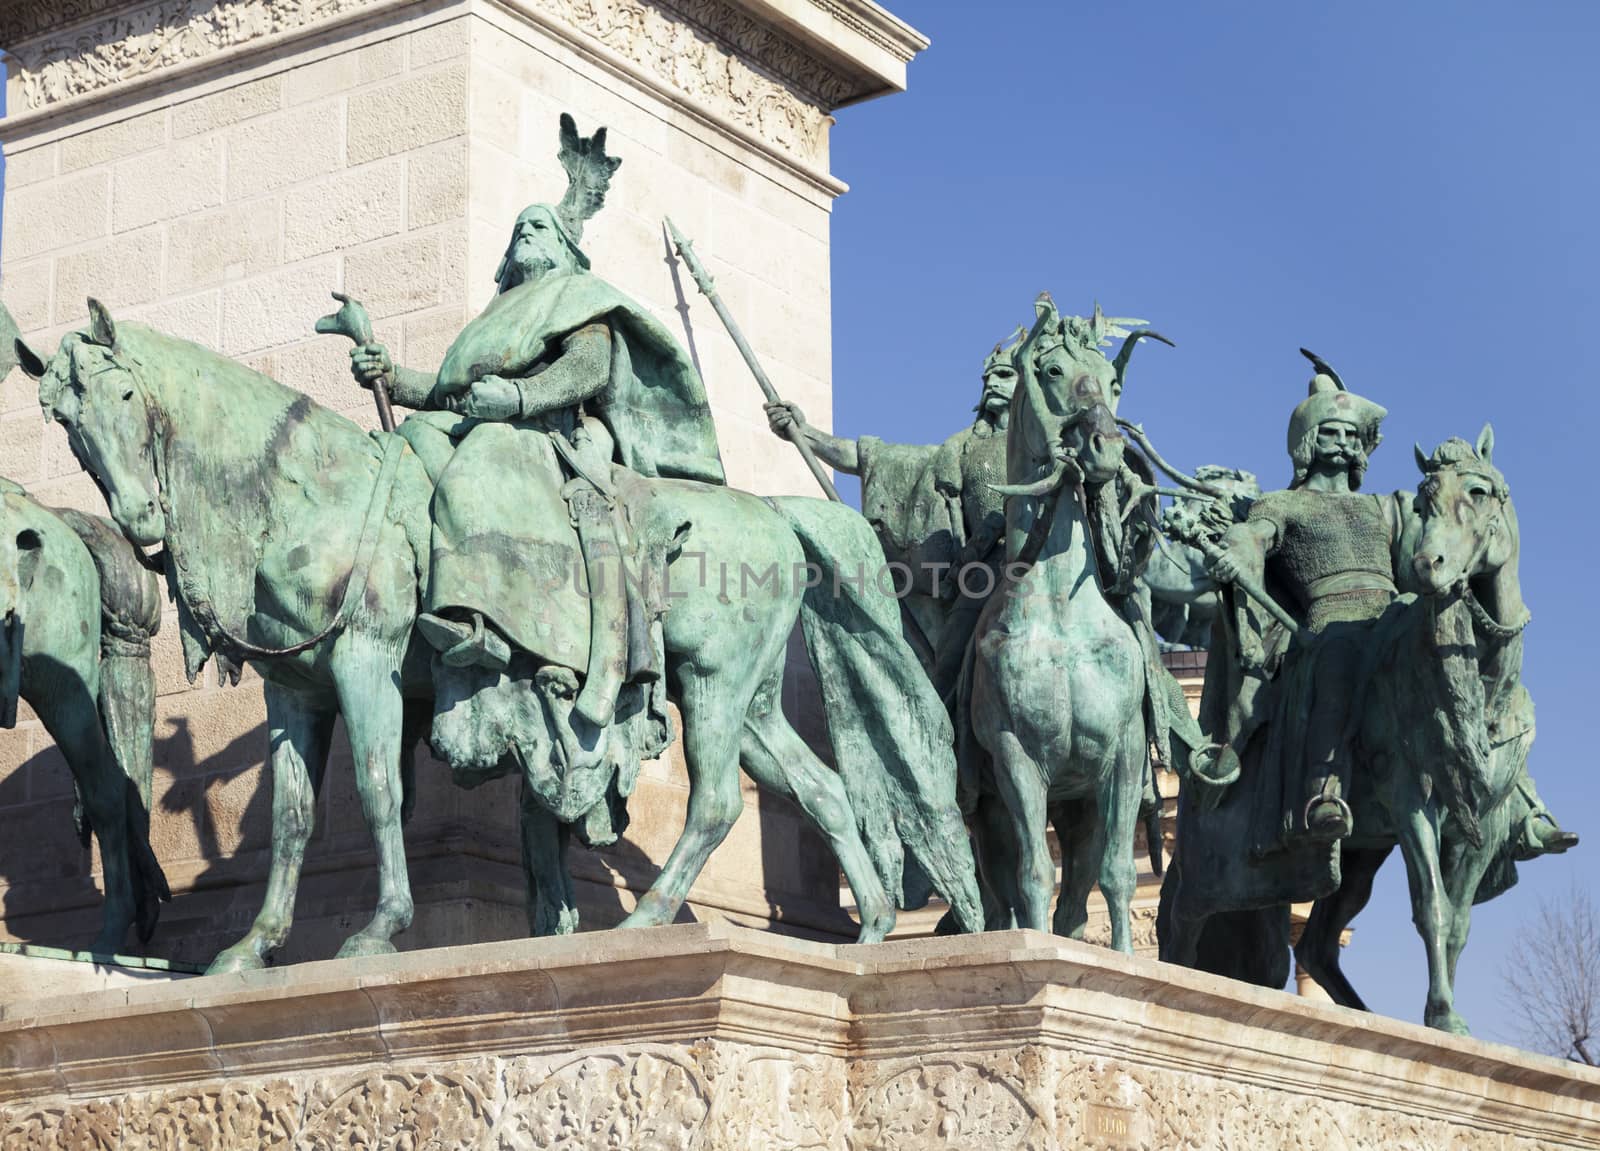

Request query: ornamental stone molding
[
  {"left": 1, "top": 924, "right": 1596, "bottom": 1150},
  {"left": 1, "top": 0, "right": 923, "bottom": 169}
]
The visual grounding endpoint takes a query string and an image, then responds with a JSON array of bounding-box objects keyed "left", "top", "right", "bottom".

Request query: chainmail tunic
[{"left": 1247, "top": 488, "right": 1396, "bottom": 631}]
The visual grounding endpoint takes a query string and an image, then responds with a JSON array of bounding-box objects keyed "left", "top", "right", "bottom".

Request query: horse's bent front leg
[
  {"left": 208, "top": 684, "right": 335, "bottom": 973},
  {"left": 1396, "top": 803, "right": 1468, "bottom": 1034},
  {"left": 1295, "top": 845, "right": 1389, "bottom": 1010},
  {"left": 331, "top": 635, "right": 414, "bottom": 958}
]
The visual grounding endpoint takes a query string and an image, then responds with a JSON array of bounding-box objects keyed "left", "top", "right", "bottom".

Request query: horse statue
[
  {"left": 1291, "top": 428, "right": 1575, "bottom": 1032},
  {"left": 961, "top": 296, "right": 1152, "bottom": 948},
  {"left": 1159, "top": 421, "right": 1577, "bottom": 1033},
  {"left": 0, "top": 472, "right": 168, "bottom": 953},
  {"left": 17, "top": 300, "right": 982, "bottom": 972}
]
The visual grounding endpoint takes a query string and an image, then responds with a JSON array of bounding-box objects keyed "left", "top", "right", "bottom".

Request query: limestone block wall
[{"left": 0, "top": 0, "right": 926, "bottom": 963}]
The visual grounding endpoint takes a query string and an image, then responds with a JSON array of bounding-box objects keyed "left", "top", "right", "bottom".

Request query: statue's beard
[{"left": 499, "top": 255, "right": 559, "bottom": 293}]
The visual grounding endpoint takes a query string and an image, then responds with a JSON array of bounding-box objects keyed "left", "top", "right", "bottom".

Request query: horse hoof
[
  {"left": 87, "top": 932, "right": 127, "bottom": 959},
  {"left": 855, "top": 905, "right": 896, "bottom": 944},
  {"left": 336, "top": 934, "right": 398, "bottom": 960},
  {"left": 1426, "top": 1008, "right": 1471, "bottom": 1036},
  {"left": 619, "top": 894, "right": 674, "bottom": 929},
  {"left": 206, "top": 946, "right": 265, "bottom": 975}
]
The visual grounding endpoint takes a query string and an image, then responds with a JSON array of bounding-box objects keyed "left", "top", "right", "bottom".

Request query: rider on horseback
[
  {"left": 1205, "top": 353, "right": 1404, "bottom": 843},
  {"left": 763, "top": 326, "right": 1025, "bottom": 703},
  {"left": 347, "top": 117, "right": 723, "bottom": 735}
]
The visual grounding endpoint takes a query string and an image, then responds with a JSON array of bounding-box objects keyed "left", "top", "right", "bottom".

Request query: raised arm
[{"left": 764, "top": 401, "right": 861, "bottom": 474}]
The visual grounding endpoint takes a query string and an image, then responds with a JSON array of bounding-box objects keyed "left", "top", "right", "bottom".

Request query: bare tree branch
[{"left": 1501, "top": 882, "right": 1599, "bottom": 1065}]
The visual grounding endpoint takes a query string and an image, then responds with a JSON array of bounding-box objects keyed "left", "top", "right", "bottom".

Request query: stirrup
[
  {"left": 417, "top": 612, "right": 510, "bottom": 671},
  {"left": 1303, "top": 793, "right": 1353, "bottom": 842}
]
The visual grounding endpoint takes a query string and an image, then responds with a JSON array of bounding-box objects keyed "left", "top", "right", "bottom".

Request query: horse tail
[{"left": 767, "top": 496, "right": 985, "bottom": 934}]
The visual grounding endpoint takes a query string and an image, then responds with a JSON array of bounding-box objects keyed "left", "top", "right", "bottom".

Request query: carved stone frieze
[
  {"left": 121, "top": 1080, "right": 301, "bottom": 1151},
  {"left": 528, "top": 0, "right": 833, "bottom": 163},
  {"left": 497, "top": 1047, "right": 710, "bottom": 1149},
  {"left": 5, "top": 0, "right": 842, "bottom": 166},
  {"left": 0, "top": 1042, "right": 1579, "bottom": 1151}
]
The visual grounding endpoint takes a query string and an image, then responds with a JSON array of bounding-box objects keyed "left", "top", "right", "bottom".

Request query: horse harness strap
[
  {"left": 335, "top": 430, "right": 410, "bottom": 627},
  {"left": 202, "top": 431, "right": 407, "bottom": 661}
]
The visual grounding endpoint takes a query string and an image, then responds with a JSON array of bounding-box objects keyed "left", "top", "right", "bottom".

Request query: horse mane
[{"left": 113, "top": 323, "right": 379, "bottom": 679}]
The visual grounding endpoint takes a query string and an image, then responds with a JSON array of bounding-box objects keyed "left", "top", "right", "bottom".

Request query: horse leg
[
  {"left": 398, "top": 696, "right": 431, "bottom": 827},
  {"left": 519, "top": 778, "right": 577, "bottom": 935},
  {"left": 33, "top": 674, "right": 135, "bottom": 954},
  {"left": 208, "top": 684, "right": 335, "bottom": 973},
  {"left": 620, "top": 667, "right": 749, "bottom": 929},
  {"left": 331, "top": 636, "right": 414, "bottom": 958},
  {"left": 1052, "top": 799, "right": 1096, "bottom": 939},
  {"left": 1097, "top": 724, "right": 1145, "bottom": 954},
  {"left": 739, "top": 669, "right": 896, "bottom": 942},
  {"left": 1294, "top": 845, "right": 1390, "bottom": 1010},
  {"left": 1396, "top": 804, "right": 1468, "bottom": 1034},
  {"left": 990, "top": 731, "right": 1053, "bottom": 931},
  {"left": 972, "top": 793, "right": 1021, "bottom": 931}
]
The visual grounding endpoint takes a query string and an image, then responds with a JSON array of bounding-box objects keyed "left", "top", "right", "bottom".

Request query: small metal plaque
[{"left": 1084, "top": 1101, "right": 1137, "bottom": 1147}]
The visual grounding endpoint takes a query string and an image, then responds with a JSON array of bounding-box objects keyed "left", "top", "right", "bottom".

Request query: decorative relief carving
[
  {"left": 122, "top": 1081, "right": 301, "bottom": 1151},
  {"left": 850, "top": 1058, "right": 1054, "bottom": 1151},
  {"left": 7, "top": 0, "right": 838, "bottom": 166},
  {"left": 0, "top": 1102, "right": 120, "bottom": 1151},
  {"left": 11, "top": 0, "right": 384, "bottom": 110},
  {"left": 704, "top": 1048, "right": 849, "bottom": 1150},
  {"left": 658, "top": 0, "right": 856, "bottom": 107},
  {"left": 0, "top": 1043, "right": 1565, "bottom": 1150},
  {"left": 497, "top": 1047, "right": 710, "bottom": 1150},
  {"left": 299, "top": 1068, "right": 494, "bottom": 1150},
  {"left": 539, "top": 0, "right": 832, "bottom": 163}
]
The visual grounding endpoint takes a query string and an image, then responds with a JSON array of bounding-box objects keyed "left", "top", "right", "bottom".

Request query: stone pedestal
[
  {"left": 0, "top": 0, "right": 926, "bottom": 961},
  {"left": 2, "top": 924, "right": 1595, "bottom": 1149}
]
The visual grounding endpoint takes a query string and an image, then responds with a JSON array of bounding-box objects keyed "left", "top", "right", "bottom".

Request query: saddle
[{"left": 399, "top": 409, "right": 679, "bottom": 727}]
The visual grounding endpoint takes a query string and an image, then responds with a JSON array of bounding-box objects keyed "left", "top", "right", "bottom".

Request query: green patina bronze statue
[
  {"left": 1157, "top": 352, "right": 1577, "bottom": 1032},
  {"left": 954, "top": 296, "right": 1189, "bottom": 947},
  {"left": 0, "top": 309, "right": 168, "bottom": 953},
  {"left": 17, "top": 116, "right": 981, "bottom": 970},
  {"left": 764, "top": 327, "right": 1025, "bottom": 703}
]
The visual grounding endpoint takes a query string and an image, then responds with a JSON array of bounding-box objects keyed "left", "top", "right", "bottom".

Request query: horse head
[
  {"left": 1003, "top": 296, "right": 1128, "bottom": 495},
  {"left": 1412, "top": 424, "right": 1515, "bottom": 597},
  {"left": 19, "top": 301, "right": 165, "bottom": 547}
]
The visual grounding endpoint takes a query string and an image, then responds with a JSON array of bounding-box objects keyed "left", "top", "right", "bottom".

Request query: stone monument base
[{"left": 1, "top": 924, "right": 1594, "bottom": 1149}]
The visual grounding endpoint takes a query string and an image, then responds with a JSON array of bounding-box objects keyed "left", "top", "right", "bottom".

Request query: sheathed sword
[{"left": 665, "top": 218, "right": 842, "bottom": 503}]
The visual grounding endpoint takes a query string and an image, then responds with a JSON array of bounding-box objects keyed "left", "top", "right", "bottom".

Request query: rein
[
  {"left": 145, "top": 383, "right": 409, "bottom": 662},
  {"left": 1438, "top": 479, "right": 1530, "bottom": 641}
]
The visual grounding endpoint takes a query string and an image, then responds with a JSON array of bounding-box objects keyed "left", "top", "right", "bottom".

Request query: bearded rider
[
  {"left": 348, "top": 118, "right": 722, "bottom": 731},
  {"left": 764, "top": 329, "right": 1023, "bottom": 702}
]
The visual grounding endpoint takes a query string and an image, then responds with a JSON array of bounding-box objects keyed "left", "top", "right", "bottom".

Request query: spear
[{"left": 665, "top": 218, "right": 841, "bottom": 503}]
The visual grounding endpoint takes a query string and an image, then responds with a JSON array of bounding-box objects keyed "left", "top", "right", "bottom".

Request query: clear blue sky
[
  {"left": 3, "top": 5, "right": 1593, "bottom": 1045},
  {"left": 828, "top": 3, "right": 1596, "bottom": 1043}
]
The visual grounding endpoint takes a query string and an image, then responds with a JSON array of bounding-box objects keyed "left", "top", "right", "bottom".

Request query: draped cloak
[{"left": 400, "top": 270, "right": 724, "bottom": 667}]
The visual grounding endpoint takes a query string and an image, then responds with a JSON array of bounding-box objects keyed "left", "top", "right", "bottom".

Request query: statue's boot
[
  {"left": 417, "top": 610, "right": 511, "bottom": 671},
  {"left": 1514, "top": 811, "right": 1579, "bottom": 860},
  {"left": 1304, "top": 775, "right": 1353, "bottom": 842}
]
